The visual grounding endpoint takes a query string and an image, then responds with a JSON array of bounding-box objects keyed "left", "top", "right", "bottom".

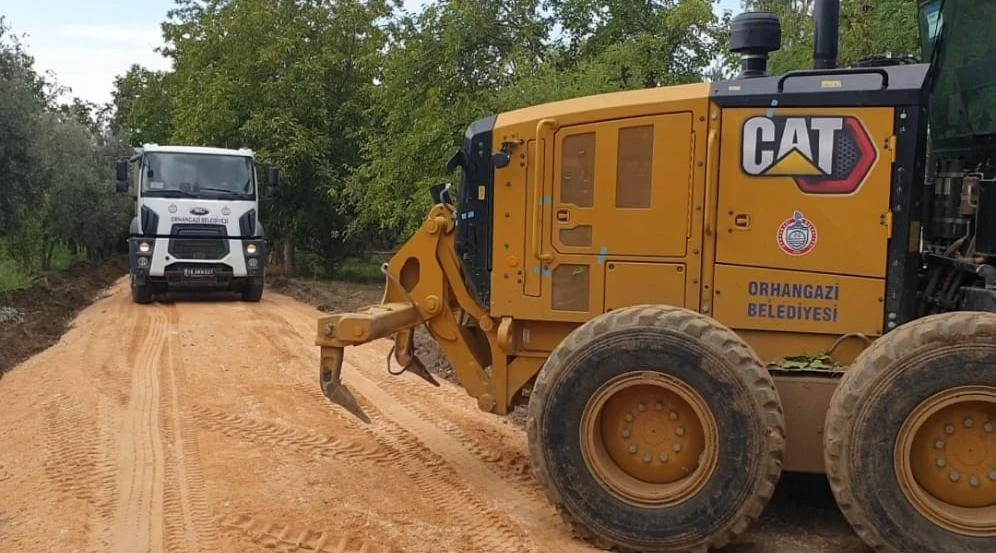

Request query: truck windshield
[{"left": 141, "top": 152, "right": 255, "bottom": 200}]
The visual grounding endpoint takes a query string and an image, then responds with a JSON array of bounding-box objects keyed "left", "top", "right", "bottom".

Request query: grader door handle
[{"left": 556, "top": 209, "right": 570, "bottom": 223}]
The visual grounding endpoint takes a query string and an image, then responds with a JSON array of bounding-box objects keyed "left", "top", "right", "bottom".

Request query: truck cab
[{"left": 115, "top": 144, "right": 277, "bottom": 304}]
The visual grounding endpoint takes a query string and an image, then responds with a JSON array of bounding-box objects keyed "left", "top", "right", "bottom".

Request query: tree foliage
[
  {"left": 0, "top": 18, "right": 130, "bottom": 279},
  {"left": 723, "top": 0, "right": 919, "bottom": 76}
]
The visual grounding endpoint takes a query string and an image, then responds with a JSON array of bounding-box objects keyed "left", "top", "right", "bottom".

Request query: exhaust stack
[{"left": 813, "top": 0, "right": 840, "bottom": 69}]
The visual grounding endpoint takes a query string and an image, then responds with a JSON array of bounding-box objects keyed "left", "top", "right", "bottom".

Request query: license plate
[{"left": 183, "top": 267, "right": 215, "bottom": 278}]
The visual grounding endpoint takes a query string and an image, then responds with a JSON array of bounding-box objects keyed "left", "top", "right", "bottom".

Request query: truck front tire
[
  {"left": 241, "top": 279, "right": 264, "bottom": 302},
  {"left": 130, "top": 274, "right": 153, "bottom": 304}
]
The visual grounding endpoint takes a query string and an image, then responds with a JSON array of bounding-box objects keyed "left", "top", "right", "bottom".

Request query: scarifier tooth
[{"left": 405, "top": 356, "right": 439, "bottom": 387}]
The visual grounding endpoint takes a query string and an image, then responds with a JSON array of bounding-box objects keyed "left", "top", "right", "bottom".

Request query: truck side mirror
[
  {"left": 268, "top": 166, "right": 279, "bottom": 194},
  {"left": 115, "top": 159, "right": 128, "bottom": 193}
]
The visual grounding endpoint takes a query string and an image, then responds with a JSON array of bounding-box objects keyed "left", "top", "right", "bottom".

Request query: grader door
[{"left": 539, "top": 112, "right": 697, "bottom": 317}]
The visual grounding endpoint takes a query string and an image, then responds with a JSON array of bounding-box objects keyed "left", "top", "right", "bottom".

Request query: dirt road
[{"left": 0, "top": 278, "right": 869, "bottom": 553}]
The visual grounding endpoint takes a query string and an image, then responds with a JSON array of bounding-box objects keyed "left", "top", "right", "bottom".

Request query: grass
[
  {"left": 332, "top": 257, "right": 385, "bottom": 283},
  {"left": 0, "top": 243, "right": 83, "bottom": 294},
  {"left": 0, "top": 258, "right": 31, "bottom": 293}
]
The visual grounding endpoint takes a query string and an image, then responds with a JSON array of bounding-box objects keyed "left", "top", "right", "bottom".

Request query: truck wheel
[
  {"left": 241, "top": 280, "right": 264, "bottom": 302},
  {"left": 526, "top": 305, "right": 785, "bottom": 553},
  {"left": 130, "top": 275, "right": 153, "bottom": 304},
  {"left": 824, "top": 311, "right": 996, "bottom": 553}
]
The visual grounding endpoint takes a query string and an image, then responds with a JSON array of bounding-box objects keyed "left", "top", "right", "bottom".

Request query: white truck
[{"left": 115, "top": 144, "right": 278, "bottom": 304}]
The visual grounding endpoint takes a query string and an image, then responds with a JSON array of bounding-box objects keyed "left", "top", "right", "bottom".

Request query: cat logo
[{"left": 741, "top": 115, "right": 877, "bottom": 195}]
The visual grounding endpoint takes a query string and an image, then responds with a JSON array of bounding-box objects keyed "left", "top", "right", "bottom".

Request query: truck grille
[{"left": 168, "top": 224, "right": 230, "bottom": 260}]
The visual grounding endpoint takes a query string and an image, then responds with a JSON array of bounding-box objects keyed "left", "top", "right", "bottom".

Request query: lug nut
[
  {"left": 673, "top": 442, "right": 682, "bottom": 453},
  {"left": 970, "top": 475, "right": 980, "bottom": 488},
  {"left": 628, "top": 444, "right": 638, "bottom": 454},
  {"left": 655, "top": 401, "right": 663, "bottom": 411},
  {"left": 643, "top": 454, "right": 652, "bottom": 464},
  {"left": 989, "top": 470, "right": 996, "bottom": 481},
  {"left": 659, "top": 452, "right": 669, "bottom": 463},
  {"left": 625, "top": 414, "right": 634, "bottom": 422},
  {"left": 950, "top": 471, "right": 960, "bottom": 482},
  {"left": 984, "top": 422, "right": 993, "bottom": 433},
  {"left": 935, "top": 440, "right": 945, "bottom": 449},
  {"left": 675, "top": 426, "right": 686, "bottom": 437},
  {"left": 964, "top": 417, "right": 974, "bottom": 428},
  {"left": 638, "top": 402, "right": 647, "bottom": 412},
  {"left": 622, "top": 429, "right": 631, "bottom": 438},
  {"left": 669, "top": 411, "right": 678, "bottom": 421},
  {"left": 937, "top": 457, "right": 947, "bottom": 468},
  {"left": 945, "top": 424, "right": 955, "bottom": 434}
]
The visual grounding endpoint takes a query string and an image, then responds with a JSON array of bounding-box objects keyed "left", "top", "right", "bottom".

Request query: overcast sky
[{"left": 3, "top": 0, "right": 743, "bottom": 107}]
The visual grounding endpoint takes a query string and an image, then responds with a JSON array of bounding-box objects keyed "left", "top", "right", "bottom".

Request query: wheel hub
[
  {"left": 897, "top": 386, "right": 996, "bottom": 536},
  {"left": 581, "top": 372, "right": 718, "bottom": 508}
]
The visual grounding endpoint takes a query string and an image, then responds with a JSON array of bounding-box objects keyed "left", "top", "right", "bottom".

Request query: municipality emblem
[{"left": 777, "top": 211, "right": 817, "bottom": 256}]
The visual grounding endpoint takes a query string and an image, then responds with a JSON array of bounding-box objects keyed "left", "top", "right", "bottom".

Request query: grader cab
[{"left": 315, "top": 1, "right": 996, "bottom": 551}]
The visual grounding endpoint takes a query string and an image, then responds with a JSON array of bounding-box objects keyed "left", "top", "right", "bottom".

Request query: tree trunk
[
  {"left": 283, "top": 239, "right": 296, "bottom": 276},
  {"left": 43, "top": 240, "right": 56, "bottom": 271}
]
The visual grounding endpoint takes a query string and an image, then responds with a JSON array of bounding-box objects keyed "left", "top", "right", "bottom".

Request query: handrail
[
  {"left": 532, "top": 118, "right": 557, "bottom": 262},
  {"left": 777, "top": 67, "right": 889, "bottom": 92}
]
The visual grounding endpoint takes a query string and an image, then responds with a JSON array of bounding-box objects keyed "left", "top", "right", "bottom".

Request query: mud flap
[{"left": 319, "top": 347, "right": 371, "bottom": 424}]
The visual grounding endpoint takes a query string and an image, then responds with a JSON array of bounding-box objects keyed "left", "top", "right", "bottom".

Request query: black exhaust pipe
[{"left": 813, "top": 0, "right": 840, "bottom": 69}]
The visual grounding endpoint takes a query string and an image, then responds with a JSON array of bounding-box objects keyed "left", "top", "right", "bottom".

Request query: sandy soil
[{"left": 0, "top": 276, "right": 871, "bottom": 553}]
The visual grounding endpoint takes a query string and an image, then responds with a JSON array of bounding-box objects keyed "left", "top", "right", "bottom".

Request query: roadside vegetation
[{"left": 1, "top": 1, "right": 919, "bottom": 293}]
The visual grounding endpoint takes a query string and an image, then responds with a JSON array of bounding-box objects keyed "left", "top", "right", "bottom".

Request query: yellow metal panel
[
  {"left": 604, "top": 262, "right": 687, "bottom": 311},
  {"left": 551, "top": 113, "right": 693, "bottom": 258},
  {"left": 497, "top": 82, "right": 711, "bottom": 129},
  {"left": 491, "top": 93, "right": 710, "bottom": 322},
  {"left": 712, "top": 264, "right": 885, "bottom": 336},
  {"left": 716, "top": 107, "right": 895, "bottom": 278}
]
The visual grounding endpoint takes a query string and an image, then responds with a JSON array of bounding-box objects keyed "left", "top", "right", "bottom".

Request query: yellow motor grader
[{"left": 314, "top": 1, "right": 996, "bottom": 551}]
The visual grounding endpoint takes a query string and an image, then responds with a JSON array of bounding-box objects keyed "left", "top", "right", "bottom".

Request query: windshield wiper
[
  {"left": 197, "top": 186, "right": 249, "bottom": 195},
  {"left": 147, "top": 189, "right": 196, "bottom": 198}
]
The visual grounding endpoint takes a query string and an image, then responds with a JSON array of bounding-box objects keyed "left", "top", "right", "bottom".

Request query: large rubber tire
[
  {"left": 526, "top": 305, "right": 785, "bottom": 553},
  {"left": 130, "top": 275, "right": 153, "bottom": 304},
  {"left": 824, "top": 311, "right": 996, "bottom": 553},
  {"left": 241, "top": 280, "right": 264, "bottom": 302}
]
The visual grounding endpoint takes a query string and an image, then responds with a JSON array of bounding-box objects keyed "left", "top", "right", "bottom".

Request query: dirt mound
[{"left": 0, "top": 256, "right": 127, "bottom": 377}]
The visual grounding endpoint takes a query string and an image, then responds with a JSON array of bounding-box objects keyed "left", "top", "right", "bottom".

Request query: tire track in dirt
[
  {"left": 215, "top": 513, "right": 399, "bottom": 553},
  {"left": 110, "top": 307, "right": 168, "bottom": 552},
  {"left": 162, "top": 304, "right": 218, "bottom": 552},
  {"left": 259, "top": 297, "right": 580, "bottom": 553},
  {"left": 190, "top": 404, "right": 398, "bottom": 466},
  {"left": 43, "top": 394, "right": 100, "bottom": 504}
]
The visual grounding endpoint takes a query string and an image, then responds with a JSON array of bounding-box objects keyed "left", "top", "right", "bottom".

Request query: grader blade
[{"left": 319, "top": 346, "right": 371, "bottom": 424}]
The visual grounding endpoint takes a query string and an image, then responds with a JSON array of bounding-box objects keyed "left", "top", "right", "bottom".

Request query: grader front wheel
[
  {"left": 527, "top": 305, "right": 785, "bottom": 553},
  {"left": 824, "top": 311, "right": 996, "bottom": 553}
]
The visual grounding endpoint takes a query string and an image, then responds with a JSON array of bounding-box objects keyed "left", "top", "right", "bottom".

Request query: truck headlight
[
  {"left": 138, "top": 241, "right": 151, "bottom": 253},
  {"left": 246, "top": 243, "right": 257, "bottom": 254}
]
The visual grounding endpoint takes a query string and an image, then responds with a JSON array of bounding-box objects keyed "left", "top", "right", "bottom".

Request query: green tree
[
  {"left": 726, "top": 0, "right": 919, "bottom": 76},
  {"left": 109, "top": 65, "right": 175, "bottom": 146},
  {"left": 151, "top": 0, "right": 391, "bottom": 274}
]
